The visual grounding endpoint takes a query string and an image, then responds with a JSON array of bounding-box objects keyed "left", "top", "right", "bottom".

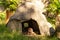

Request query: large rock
[{"left": 7, "top": 0, "right": 53, "bottom": 36}]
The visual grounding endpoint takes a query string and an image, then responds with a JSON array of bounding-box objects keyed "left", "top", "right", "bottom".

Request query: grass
[{"left": 0, "top": 23, "right": 58, "bottom": 40}]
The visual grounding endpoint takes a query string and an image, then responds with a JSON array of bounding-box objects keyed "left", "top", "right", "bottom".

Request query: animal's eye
[{"left": 24, "top": 23, "right": 29, "bottom": 27}]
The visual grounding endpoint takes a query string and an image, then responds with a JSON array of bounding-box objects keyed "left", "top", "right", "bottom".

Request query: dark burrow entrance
[{"left": 22, "top": 19, "right": 40, "bottom": 35}]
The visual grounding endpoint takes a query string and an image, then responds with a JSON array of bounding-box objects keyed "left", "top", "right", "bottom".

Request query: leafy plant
[
  {"left": 46, "top": 0, "right": 60, "bottom": 15},
  {"left": 45, "top": 0, "right": 60, "bottom": 27},
  {"left": 0, "top": 0, "right": 21, "bottom": 11}
]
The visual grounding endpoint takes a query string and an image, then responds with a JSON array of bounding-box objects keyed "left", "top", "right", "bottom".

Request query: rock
[{"left": 7, "top": 0, "right": 52, "bottom": 36}]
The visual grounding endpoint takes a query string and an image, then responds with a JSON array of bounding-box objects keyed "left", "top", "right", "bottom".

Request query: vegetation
[
  {"left": 0, "top": 0, "right": 60, "bottom": 40},
  {"left": 0, "top": 0, "right": 21, "bottom": 11},
  {"left": 0, "top": 23, "right": 58, "bottom": 40},
  {"left": 0, "top": 12, "right": 5, "bottom": 24},
  {"left": 45, "top": 0, "right": 60, "bottom": 27},
  {"left": 47, "top": 0, "right": 60, "bottom": 14}
]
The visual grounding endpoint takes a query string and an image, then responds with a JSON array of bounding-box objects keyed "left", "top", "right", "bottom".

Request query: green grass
[{"left": 0, "top": 24, "right": 58, "bottom": 40}]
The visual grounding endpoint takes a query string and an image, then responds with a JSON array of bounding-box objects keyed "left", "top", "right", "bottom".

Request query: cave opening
[{"left": 22, "top": 19, "right": 40, "bottom": 35}]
